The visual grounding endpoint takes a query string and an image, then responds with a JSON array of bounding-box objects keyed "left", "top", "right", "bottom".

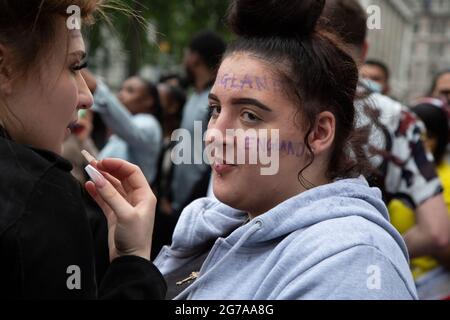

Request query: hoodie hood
[{"left": 169, "top": 177, "right": 407, "bottom": 257}]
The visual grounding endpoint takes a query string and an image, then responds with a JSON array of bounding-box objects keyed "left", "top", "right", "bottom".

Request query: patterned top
[{"left": 356, "top": 84, "right": 443, "bottom": 209}]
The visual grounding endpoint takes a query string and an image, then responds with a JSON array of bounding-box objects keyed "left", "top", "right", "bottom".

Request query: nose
[
  {"left": 206, "top": 110, "right": 237, "bottom": 160},
  {"left": 77, "top": 73, "right": 94, "bottom": 110}
]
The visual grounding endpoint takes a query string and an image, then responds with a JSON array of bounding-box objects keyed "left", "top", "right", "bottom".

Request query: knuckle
[
  {"left": 129, "top": 163, "right": 139, "bottom": 171},
  {"left": 103, "top": 187, "right": 118, "bottom": 201}
]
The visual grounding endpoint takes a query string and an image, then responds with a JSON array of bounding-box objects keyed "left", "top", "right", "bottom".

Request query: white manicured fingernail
[
  {"left": 81, "top": 150, "right": 96, "bottom": 163},
  {"left": 85, "top": 165, "right": 106, "bottom": 187}
]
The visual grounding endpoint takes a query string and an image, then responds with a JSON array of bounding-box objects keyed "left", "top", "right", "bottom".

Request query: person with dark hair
[
  {"left": 429, "top": 69, "right": 450, "bottom": 104},
  {"left": 156, "top": 84, "right": 186, "bottom": 197},
  {"left": 159, "top": 73, "right": 189, "bottom": 90},
  {"left": 81, "top": 70, "right": 163, "bottom": 183},
  {"left": 429, "top": 70, "right": 450, "bottom": 164},
  {"left": 169, "top": 31, "right": 226, "bottom": 214},
  {"left": 322, "top": 0, "right": 450, "bottom": 263},
  {"left": 135, "top": 0, "right": 415, "bottom": 299},
  {"left": 0, "top": 0, "right": 165, "bottom": 299},
  {"left": 361, "top": 59, "right": 391, "bottom": 95},
  {"left": 151, "top": 84, "right": 187, "bottom": 259},
  {"left": 389, "top": 98, "right": 450, "bottom": 299},
  {"left": 158, "top": 84, "right": 186, "bottom": 139},
  {"left": 412, "top": 99, "right": 450, "bottom": 165}
]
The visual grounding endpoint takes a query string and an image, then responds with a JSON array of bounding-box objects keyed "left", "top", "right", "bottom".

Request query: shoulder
[
  {"left": 278, "top": 215, "right": 409, "bottom": 277},
  {"left": 276, "top": 242, "right": 417, "bottom": 299},
  {"left": 134, "top": 114, "right": 162, "bottom": 133},
  {"left": 0, "top": 139, "right": 53, "bottom": 232},
  {"left": 285, "top": 215, "right": 397, "bottom": 253},
  {"left": 0, "top": 138, "right": 80, "bottom": 234},
  {"left": 274, "top": 217, "right": 416, "bottom": 299}
]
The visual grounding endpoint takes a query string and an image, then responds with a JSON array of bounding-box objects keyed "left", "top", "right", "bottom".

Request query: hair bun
[{"left": 228, "top": 0, "right": 325, "bottom": 38}]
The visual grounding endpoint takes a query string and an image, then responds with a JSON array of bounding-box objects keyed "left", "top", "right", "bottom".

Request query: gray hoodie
[{"left": 155, "top": 177, "right": 418, "bottom": 300}]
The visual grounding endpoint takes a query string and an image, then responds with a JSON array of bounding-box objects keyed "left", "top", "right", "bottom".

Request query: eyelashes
[
  {"left": 72, "top": 60, "right": 88, "bottom": 72},
  {"left": 208, "top": 104, "right": 262, "bottom": 124},
  {"left": 208, "top": 104, "right": 221, "bottom": 119}
]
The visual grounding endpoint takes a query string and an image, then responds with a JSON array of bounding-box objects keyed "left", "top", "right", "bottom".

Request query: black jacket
[{"left": 0, "top": 127, "right": 166, "bottom": 299}]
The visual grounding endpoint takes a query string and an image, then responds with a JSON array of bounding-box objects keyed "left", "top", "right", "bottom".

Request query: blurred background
[
  {"left": 84, "top": 0, "right": 231, "bottom": 88},
  {"left": 83, "top": 0, "right": 450, "bottom": 104}
]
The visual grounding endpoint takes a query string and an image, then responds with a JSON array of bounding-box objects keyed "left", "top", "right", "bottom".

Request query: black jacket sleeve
[{"left": 99, "top": 256, "right": 167, "bottom": 300}]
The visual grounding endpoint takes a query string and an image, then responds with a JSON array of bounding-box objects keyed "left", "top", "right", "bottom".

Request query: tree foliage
[{"left": 85, "top": 0, "right": 231, "bottom": 76}]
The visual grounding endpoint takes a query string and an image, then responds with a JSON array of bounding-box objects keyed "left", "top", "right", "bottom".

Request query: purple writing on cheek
[{"left": 244, "top": 137, "right": 305, "bottom": 157}]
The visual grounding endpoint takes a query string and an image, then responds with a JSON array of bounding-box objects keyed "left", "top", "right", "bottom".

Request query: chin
[{"left": 213, "top": 179, "right": 248, "bottom": 211}]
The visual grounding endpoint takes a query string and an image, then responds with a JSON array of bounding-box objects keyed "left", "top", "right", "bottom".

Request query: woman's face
[
  {"left": 118, "top": 77, "right": 153, "bottom": 115},
  {"left": 433, "top": 73, "right": 450, "bottom": 104},
  {"left": 207, "top": 53, "right": 315, "bottom": 216},
  {"left": 3, "top": 16, "right": 93, "bottom": 155}
]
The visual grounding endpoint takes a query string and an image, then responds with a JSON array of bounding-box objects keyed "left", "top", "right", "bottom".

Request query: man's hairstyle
[
  {"left": 188, "top": 31, "right": 226, "bottom": 71},
  {"left": 364, "top": 59, "right": 390, "bottom": 81},
  {"left": 321, "top": 0, "right": 367, "bottom": 47}
]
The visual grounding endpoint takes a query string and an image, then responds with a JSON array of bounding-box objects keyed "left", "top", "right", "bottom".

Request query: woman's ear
[
  {"left": 307, "top": 111, "right": 335, "bottom": 155},
  {"left": 0, "top": 45, "right": 13, "bottom": 96}
]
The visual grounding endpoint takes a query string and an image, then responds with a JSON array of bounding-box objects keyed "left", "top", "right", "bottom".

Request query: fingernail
[
  {"left": 81, "top": 150, "right": 96, "bottom": 163},
  {"left": 85, "top": 165, "right": 106, "bottom": 188}
]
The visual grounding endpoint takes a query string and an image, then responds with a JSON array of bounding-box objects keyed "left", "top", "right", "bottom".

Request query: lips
[
  {"left": 213, "top": 163, "right": 237, "bottom": 175},
  {"left": 213, "top": 158, "right": 238, "bottom": 175},
  {"left": 67, "top": 119, "right": 79, "bottom": 132}
]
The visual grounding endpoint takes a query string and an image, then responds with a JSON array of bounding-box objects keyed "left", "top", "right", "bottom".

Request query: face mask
[{"left": 364, "top": 79, "right": 383, "bottom": 94}]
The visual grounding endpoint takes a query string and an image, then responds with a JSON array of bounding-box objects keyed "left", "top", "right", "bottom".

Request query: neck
[{"left": 247, "top": 166, "right": 330, "bottom": 220}]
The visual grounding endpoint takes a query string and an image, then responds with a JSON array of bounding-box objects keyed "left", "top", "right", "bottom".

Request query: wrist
[{"left": 118, "top": 247, "right": 152, "bottom": 262}]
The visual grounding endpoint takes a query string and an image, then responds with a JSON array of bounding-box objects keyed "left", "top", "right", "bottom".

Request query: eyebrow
[
  {"left": 208, "top": 93, "right": 220, "bottom": 102},
  {"left": 208, "top": 93, "right": 273, "bottom": 112}
]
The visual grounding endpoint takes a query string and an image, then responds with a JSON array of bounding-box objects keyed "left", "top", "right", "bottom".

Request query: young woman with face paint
[
  {"left": 0, "top": 0, "right": 165, "bottom": 299},
  {"left": 90, "top": 0, "right": 418, "bottom": 300}
]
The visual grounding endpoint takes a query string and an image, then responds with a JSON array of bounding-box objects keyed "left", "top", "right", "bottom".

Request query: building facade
[
  {"left": 409, "top": 0, "right": 450, "bottom": 100},
  {"left": 359, "top": 0, "right": 450, "bottom": 102}
]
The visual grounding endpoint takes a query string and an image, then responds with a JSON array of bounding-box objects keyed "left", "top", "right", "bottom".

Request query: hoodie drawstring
[{"left": 174, "top": 220, "right": 263, "bottom": 300}]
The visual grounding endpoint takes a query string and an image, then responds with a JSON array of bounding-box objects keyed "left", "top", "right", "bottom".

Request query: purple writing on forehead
[{"left": 216, "top": 73, "right": 284, "bottom": 92}]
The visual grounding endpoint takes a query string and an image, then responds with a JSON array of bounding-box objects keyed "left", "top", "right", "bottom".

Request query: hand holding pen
[{"left": 82, "top": 150, "right": 156, "bottom": 262}]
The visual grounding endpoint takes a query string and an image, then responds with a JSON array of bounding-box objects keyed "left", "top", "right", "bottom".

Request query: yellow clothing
[{"left": 388, "top": 162, "right": 450, "bottom": 280}]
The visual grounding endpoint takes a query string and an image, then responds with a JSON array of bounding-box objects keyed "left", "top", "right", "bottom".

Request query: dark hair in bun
[
  {"left": 228, "top": 0, "right": 325, "bottom": 38},
  {"left": 224, "top": 0, "right": 373, "bottom": 183}
]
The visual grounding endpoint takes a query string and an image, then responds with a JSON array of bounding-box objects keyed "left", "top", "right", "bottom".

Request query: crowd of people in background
[
  {"left": 2, "top": 0, "right": 450, "bottom": 300},
  {"left": 57, "top": 1, "right": 450, "bottom": 300}
]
